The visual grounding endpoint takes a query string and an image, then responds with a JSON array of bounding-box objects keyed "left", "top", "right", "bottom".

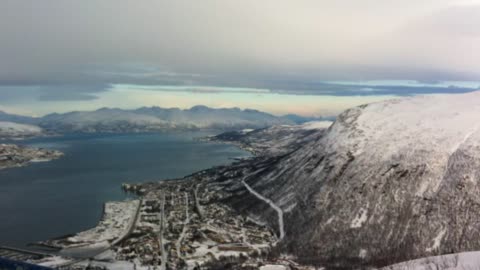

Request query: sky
[{"left": 1, "top": 0, "right": 480, "bottom": 116}]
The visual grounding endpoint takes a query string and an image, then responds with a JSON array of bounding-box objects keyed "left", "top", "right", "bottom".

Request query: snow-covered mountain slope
[
  {"left": 215, "top": 91, "right": 480, "bottom": 267},
  {"left": 0, "top": 121, "right": 43, "bottom": 139}
]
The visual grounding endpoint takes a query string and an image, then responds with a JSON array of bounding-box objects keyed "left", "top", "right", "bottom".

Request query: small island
[{"left": 0, "top": 144, "right": 63, "bottom": 170}]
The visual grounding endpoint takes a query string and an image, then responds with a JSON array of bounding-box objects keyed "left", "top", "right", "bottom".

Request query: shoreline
[
  {"left": 32, "top": 133, "right": 249, "bottom": 253},
  {"left": 2, "top": 131, "right": 266, "bottom": 268},
  {"left": 0, "top": 131, "right": 249, "bottom": 249},
  {"left": 0, "top": 143, "right": 64, "bottom": 170},
  {"left": 36, "top": 200, "right": 141, "bottom": 259}
]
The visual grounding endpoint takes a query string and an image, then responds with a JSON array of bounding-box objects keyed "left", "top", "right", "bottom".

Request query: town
[{"left": 20, "top": 171, "right": 280, "bottom": 269}]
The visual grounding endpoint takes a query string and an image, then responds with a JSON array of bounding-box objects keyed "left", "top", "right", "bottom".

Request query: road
[{"left": 241, "top": 180, "right": 285, "bottom": 240}]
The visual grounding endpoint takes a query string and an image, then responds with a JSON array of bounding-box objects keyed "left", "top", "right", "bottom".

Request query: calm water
[{"left": 0, "top": 132, "right": 249, "bottom": 248}]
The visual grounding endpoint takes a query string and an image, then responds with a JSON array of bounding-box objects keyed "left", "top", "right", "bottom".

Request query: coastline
[
  {"left": 37, "top": 200, "right": 141, "bottom": 259},
  {"left": 1, "top": 131, "right": 261, "bottom": 269},
  {"left": 0, "top": 144, "right": 64, "bottom": 170}
]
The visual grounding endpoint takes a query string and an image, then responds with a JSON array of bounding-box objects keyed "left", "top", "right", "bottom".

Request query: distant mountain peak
[
  {"left": 0, "top": 105, "right": 321, "bottom": 133},
  {"left": 189, "top": 105, "right": 211, "bottom": 111}
]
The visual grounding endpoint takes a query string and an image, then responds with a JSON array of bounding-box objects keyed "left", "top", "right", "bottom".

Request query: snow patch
[
  {"left": 300, "top": 121, "right": 333, "bottom": 130},
  {"left": 325, "top": 217, "right": 335, "bottom": 225},
  {"left": 359, "top": 249, "right": 368, "bottom": 259},
  {"left": 35, "top": 256, "right": 72, "bottom": 267},
  {"left": 426, "top": 228, "right": 447, "bottom": 252},
  {"left": 351, "top": 208, "right": 368, "bottom": 228},
  {"left": 241, "top": 128, "right": 255, "bottom": 134}
]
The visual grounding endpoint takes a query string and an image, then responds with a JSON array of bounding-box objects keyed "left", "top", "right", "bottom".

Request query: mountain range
[{"left": 0, "top": 106, "right": 328, "bottom": 135}]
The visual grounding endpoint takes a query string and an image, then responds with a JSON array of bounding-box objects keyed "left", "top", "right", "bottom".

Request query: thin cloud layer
[{"left": 0, "top": 0, "right": 479, "bottom": 109}]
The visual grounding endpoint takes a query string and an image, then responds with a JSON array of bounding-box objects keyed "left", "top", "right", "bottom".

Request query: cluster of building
[
  {"left": 117, "top": 180, "right": 276, "bottom": 269},
  {"left": 6, "top": 172, "right": 314, "bottom": 269},
  {"left": 13, "top": 151, "right": 307, "bottom": 269}
]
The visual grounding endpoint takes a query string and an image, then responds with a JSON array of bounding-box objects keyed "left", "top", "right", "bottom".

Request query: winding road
[{"left": 241, "top": 180, "right": 285, "bottom": 240}]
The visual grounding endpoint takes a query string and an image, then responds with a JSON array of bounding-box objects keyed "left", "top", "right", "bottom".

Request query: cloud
[
  {"left": 36, "top": 84, "right": 110, "bottom": 101},
  {"left": 1, "top": 1, "right": 480, "bottom": 82},
  {"left": 0, "top": 84, "right": 109, "bottom": 103},
  {"left": 1, "top": 0, "right": 480, "bottom": 108}
]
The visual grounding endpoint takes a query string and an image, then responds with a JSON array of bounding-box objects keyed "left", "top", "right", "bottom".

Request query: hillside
[
  {"left": 217, "top": 91, "right": 480, "bottom": 266},
  {"left": 208, "top": 121, "right": 333, "bottom": 156}
]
